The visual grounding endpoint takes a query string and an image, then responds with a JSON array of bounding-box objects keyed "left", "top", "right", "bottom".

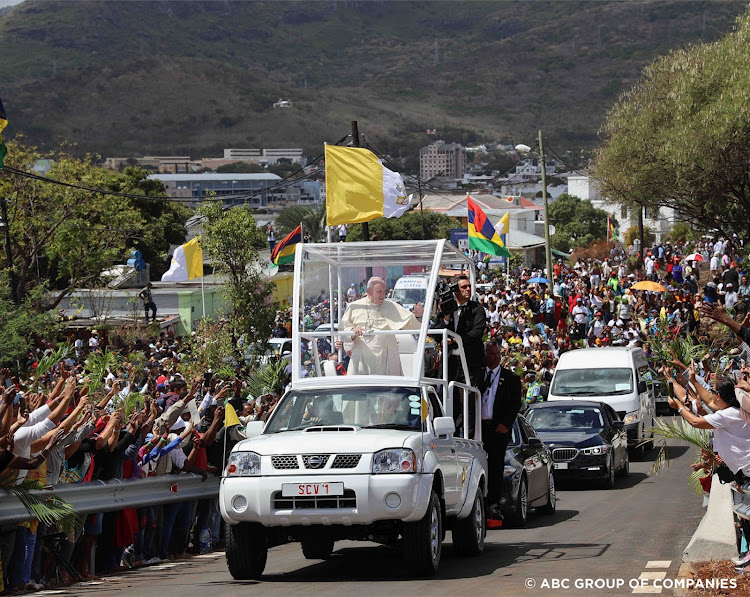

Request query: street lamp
[{"left": 515, "top": 132, "right": 553, "bottom": 286}]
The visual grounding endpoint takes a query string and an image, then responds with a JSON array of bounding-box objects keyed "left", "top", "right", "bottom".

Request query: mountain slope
[{"left": 0, "top": 0, "right": 744, "bottom": 159}]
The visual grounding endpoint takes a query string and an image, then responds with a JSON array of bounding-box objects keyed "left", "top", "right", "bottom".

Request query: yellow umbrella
[{"left": 630, "top": 280, "right": 666, "bottom": 292}]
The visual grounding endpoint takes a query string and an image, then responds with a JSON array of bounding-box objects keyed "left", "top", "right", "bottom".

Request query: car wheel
[
  {"left": 508, "top": 474, "right": 528, "bottom": 527},
  {"left": 601, "top": 455, "right": 616, "bottom": 490},
  {"left": 403, "top": 490, "right": 442, "bottom": 576},
  {"left": 225, "top": 522, "right": 267, "bottom": 580},
  {"left": 452, "top": 489, "right": 485, "bottom": 556},
  {"left": 301, "top": 536, "right": 335, "bottom": 559},
  {"left": 539, "top": 470, "right": 556, "bottom": 515}
]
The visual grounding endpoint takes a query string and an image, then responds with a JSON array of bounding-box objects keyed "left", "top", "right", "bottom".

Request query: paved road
[{"left": 34, "top": 431, "right": 707, "bottom": 597}]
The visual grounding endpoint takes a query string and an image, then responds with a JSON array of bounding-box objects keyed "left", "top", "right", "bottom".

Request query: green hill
[{"left": 0, "top": 0, "right": 745, "bottom": 163}]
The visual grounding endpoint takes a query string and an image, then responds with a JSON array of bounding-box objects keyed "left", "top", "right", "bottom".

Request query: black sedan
[
  {"left": 524, "top": 400, "right": 629, "bottom": 489},
  {"left": 500, "top": 414, "right": 556, "bottom": 526}
]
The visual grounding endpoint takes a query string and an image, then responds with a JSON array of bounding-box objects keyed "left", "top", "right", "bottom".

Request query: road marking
[
  {"left": 645, "top": 560, "right": 671, "bottom": 569},
  {"left": 639, "top": 572, "right": 667, "bottom": 581}
]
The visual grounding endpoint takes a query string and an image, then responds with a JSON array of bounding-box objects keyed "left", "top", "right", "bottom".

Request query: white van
[
  {"left": 547, "top": 347, "right": 655, "bottom": 457},
  {"left": 391, "top": 274, "right": 429, "bottom": 312}
]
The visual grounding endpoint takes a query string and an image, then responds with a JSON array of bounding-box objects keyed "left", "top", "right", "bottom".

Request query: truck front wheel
[
  {"left": 452, "top": 489, "right": 485, "bottom": 556},
  {"left": 403, "top": 490, "right": 442, "bottom": 576},
  {"left": 225, "top": 522, "right": 267, "bottom": 580}
]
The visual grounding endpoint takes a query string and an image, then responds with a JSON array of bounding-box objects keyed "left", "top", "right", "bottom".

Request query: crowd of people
[
  {"left": 1, "top": 234, "right": 750, "bottom": 590},
  {"left": 0, "top": 333, "right": 267, "bottom": 593}
]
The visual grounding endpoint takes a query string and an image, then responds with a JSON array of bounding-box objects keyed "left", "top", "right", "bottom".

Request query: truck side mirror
[
  {"left": 244, "top": 421, "right": 265, "bottom": 438},
  {"left": 527, "top": 437, "right": 543, "bottom": 448},
  {"left": 433, "top": 416, "right": 455, "bottom": 436},
  {"left": 612, "top": 421, "right": 625, "bottom": 430}
]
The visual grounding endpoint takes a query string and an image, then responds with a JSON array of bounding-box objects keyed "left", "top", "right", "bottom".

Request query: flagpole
[{"left": 201, "top": 275, "right": 206, "bottom": 319}]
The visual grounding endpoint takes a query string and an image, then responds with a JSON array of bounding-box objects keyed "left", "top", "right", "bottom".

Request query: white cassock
[{"left": 340, "top": 296, "right": 421, "bottom": 375}]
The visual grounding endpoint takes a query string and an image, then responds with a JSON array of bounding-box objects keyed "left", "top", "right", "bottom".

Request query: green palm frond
[
  {"left": 3, "top": 479, "right": 81, "bottom": 534},
  {"left": 32, "top": 342, "right": 73, "bottom": 389},
  {"left": 688, "top": 467, "right": 711, "bottom": 496},
  {"left": 246, "top": 358, "right": 290, "bottom": 398},
  {"left": 648, "top": 417, "right": 712, "bottom": 477},
  {"left": 84, "top": 348, "right": 120, "bottom": 394}
]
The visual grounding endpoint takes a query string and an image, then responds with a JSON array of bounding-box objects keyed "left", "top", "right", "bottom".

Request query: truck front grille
[
  {"left": 552, "top": 448, "right": 578, "bottom": 461},
  {"left": 272, "top": 489, "right": 357, "bottom": 510},
  {"left": 302, "top": 454, "right": 330, "bottom": 469},
  {"left": 271, "top": 456, "right": 299, "bottom": 470},
  {"left": 331, "top": 454, "right": 362, "bottom": 469}
]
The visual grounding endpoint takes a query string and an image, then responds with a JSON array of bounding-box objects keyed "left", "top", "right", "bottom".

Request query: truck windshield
[
  {"left": 551, "top": 368, "right": 633, "bottom": 396},
  {"left": 392, "top": 288, "right": 426, "bottom": 308},
  {"left": 264, "top": 386, "right": 425, "bottom": 433}
]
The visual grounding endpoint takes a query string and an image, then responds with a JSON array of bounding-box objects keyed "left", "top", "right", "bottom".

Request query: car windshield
[
  {"left": 264, "top": 386, "right": 425, "bottom": 433},
  {"left": 392, "top": 288, "right": 426, "bottom": 307},
  {"left": 527, "top": 406, "right": 605, "bottom": 431},
  {"left": 551, "top": 368, "right": 633, "bottom": 396}
]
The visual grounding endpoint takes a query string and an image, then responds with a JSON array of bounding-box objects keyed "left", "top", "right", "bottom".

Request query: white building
[{"left": 567, "top": 176, "right": 677, "bottom": 243}]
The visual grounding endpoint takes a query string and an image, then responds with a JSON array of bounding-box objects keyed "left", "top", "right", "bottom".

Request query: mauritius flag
[
  {"left": 271, "top": 225, "right": 302, "bottom": 266},
  {"left": 0, "top": 96, "right": 7, "bottom": 169},
  {"left": 467, "top": 196, "right": 510, "bottom": 257}
]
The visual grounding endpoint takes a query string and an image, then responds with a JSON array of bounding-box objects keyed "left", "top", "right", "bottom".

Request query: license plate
[
  {"left": 282, "top": 482, "right": 344, "bottom": 497},
  {"left": 554, "top": 462, "right": 568, "bottom": 470}
]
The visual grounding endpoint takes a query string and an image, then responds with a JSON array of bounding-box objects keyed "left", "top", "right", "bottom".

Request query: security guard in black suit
[
  {"left": 480, "top": 341, "right": 523, "bottom": 517},
  {"left": 434, "top": 275, "right": 487, "bottom": 388}
]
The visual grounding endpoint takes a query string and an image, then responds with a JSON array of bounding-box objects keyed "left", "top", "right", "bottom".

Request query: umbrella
[
  {"left": 527, "top": 277, "right": 550, "bottom": 285},
  {"left": 683, "top": 253, "right": 704, "bottom": 262},
  {"left": 630, "top": 280, "right": 666, "bottom": 292}
]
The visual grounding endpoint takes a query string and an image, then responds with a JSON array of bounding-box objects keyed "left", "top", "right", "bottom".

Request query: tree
[
  {"left": 0, "top": 139, "right": 188, "bottom": 309},
  {"left": 595, "top": 8, "right": 750, "bottom": 238},
  {"left": 623, "top": 225, "right": 655, "bottom": 248},
  {"left": 216, "top": 162, "right": 266, "bottom": 173},
  {"left": 548, "top": 193, "right": 609, "bottom": 253},
  {"left": 274, "top": 203, "right": 327, "bottom": 240},
  {"left": 198, "top": 203, "right": 275, "bottom": 364},
  {"left": 346, "top": 210, "right": 460, "bottom": 241}
]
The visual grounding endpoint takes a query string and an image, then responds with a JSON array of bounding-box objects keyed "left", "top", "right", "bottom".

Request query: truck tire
[
  {"left": 225, "top": 522, "right": 267, "bottom": 580},
  {"left": 301, "top": 537, "right": 335, "bottom": 559},
  {"left": 403, "top": 490, "right": 442, "bottom": 576},
  {"left": 452, "top": 489, "right": 485, "bottom": 556}
]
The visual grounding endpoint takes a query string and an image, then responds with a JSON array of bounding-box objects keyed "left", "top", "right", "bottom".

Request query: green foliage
[
  {"left": 31, "top": 342, "right": 73, "bottom": 390},
  {"left": 346, "top": 210, "right": 460, "bottom": 242},
  {"left": 274, "top": 203, "right": 327, "bottom": 241},
  {"left": 548, "top": 193, "right": 609, "bottom": 253},
  {"left": 177, "top": 318, "right": 236, "bottom": 381},
  {"left": 595, "top": 7, "right": 750, "bottom": 238},
  {"left": 215, "top": 162, "right": 266, "bottom": 174},
  {"left": 84, "top": 348, "right": 120, "bottom": 394},
  {"left": 664, "top": 222, "right": 698, "bottom": 244},
  {"left": 2, "top": 479, "right": 80, "bottom": 534},
  {"left": 0, "top": 140, "right": 189, "bottom": 309},
  {"left": 0, "top": 278, "right": 59, "bottom": 369},
  {"left": 623, "top": 225, "right": 655, "bottom": 248},
  {"left": 198, "top": 203, "right": 276, "bottom": 362},
  {"left": 246, "top": 358, "right": 291, "bottom": 398}
]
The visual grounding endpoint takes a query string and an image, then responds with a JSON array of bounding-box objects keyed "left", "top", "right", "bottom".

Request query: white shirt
[
  {"left": 481, "top": 365, "right": 502, "bottom": 420},
  {"left": 725, "top": 291, "right": 739, "bottom": 310},
  {"left": 704, "top": 407, "right": 750, "bottom": 476}
]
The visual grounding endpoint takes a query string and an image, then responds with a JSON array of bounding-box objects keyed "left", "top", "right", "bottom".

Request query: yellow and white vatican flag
[
  {"left": 325, "top": 145, "right": 412, "bottom": 225},
  {"left": 161, "top": 237, "right": 203, "bottom": 282}
]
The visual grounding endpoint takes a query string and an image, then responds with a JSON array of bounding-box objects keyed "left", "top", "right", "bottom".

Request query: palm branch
[
  {"left": 246, "top": 358, "right": 291, "bottom": 398},
  {"left": 31, "top": 342, "right": 73, "bottom": 389},
  {"left": 3, "top": 479, "right": 81, "bottom": 534},
  {"left": 648, "top": 416, "right": 712, "bottom": 479},
  {"left": 84, "top": 348, "right": 120, "bottom": 394}
]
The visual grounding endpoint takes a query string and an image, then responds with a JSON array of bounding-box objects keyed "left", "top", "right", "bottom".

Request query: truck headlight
[
  {"left": 623, "top": 411, "right": 639, "bottom": 425},
  {"left": 503, "top": 465, "right": 516, "bottom": 477},
  {"left": 372, "top": 449, "right": 416, "bottom": 473},
  {"left": 225, "top": 452, "right": 261, "bottom": 477},
  {"left": 581, "top": 446, "right": 607, "bottom": 455}
]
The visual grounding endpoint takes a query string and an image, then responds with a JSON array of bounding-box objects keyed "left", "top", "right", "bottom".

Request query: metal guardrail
[{"left": 0, "top": 474, "right": 220, "bottom": 525}]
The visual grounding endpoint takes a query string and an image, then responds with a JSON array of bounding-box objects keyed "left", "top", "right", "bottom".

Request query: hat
[
  {"left": 170, "top": 418, "right": 187, "bottom": 431},
  {"left": 727, "top": 283, "right": 733, "bottom": 288},
  {"left": 595, "top": 311, "right": 602, "bottom": 316},
  {"left": 576, "top": 297, "right": 582, "bottom": 302}
]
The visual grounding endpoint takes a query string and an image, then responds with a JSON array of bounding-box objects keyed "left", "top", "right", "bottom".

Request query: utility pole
[
  {"left": 638, "top": 204, "right": 645, "bottom": 267},
  {"left": 538, "top": 130, "right": 553, "bottom": 287},
  {"left": 418, "top": 178, "right": 426, "bottom": 240},
  {"left": 1, "top": 197, "right": 17, "bottom": 304},
  {"left": 351, "top": 121, "right": 369, "bottom": 242}
]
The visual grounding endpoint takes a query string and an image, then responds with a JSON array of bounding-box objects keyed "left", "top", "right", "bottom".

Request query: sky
[{"left": 0, "top": 0, "right": 22, "bottom": 7}]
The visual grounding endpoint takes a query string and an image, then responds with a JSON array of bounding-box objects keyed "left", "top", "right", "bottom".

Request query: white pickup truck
[{"left": 220, "top": 240, "right": 488, "bottom": 578}]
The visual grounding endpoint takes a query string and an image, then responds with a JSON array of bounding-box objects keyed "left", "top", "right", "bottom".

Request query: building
[
  {"left": 149, "top": 173, "right": 321, "bottom": 208},
  {"left": 568, "top": 176, "right": 677, "bottom": 243},
  {"left": 419, "top": 140, "right": 466, "bottom": 179},
  {"left": 103, "top": 156, "right": 200, "bottom": 173}
]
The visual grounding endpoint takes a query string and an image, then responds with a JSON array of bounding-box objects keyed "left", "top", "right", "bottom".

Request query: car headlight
[
  {"left": 225, "top": 451, "right": 261, "bottom": 477},
  {"left": 623, "top": 411, "right": 639, "bottom": 425},
  {"left": 372, "top": 449, "right": 416, "bottom": 473},
  {"left": 581, "top": 446, "right": 608, "bottom": 455},
  {"left": 503, "top": 465, "right": 516, "bottom": 477}
]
